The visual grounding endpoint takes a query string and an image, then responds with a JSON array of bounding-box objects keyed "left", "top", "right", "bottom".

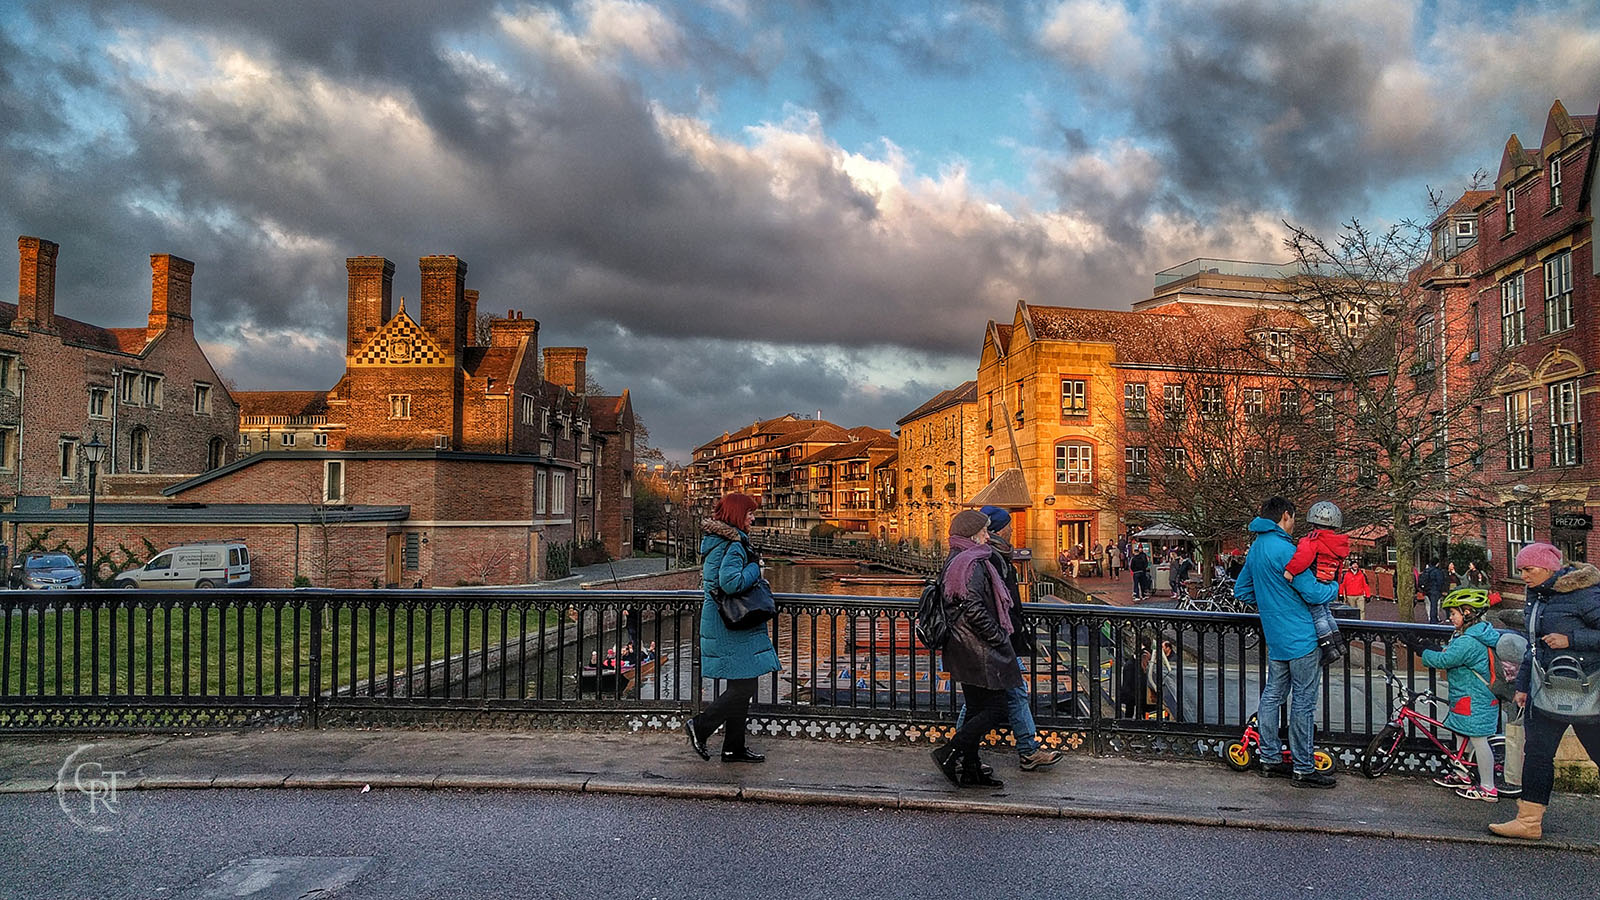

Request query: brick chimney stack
[
  {"left": 464, "top": 289, "right": 479, "bottom": 346},
  {"left": 16, "top": 236, "right": 59, "bottom": 332},
  {"left": 544, "top": 347, "right": 588, "bottom": 394},
  {"left": 148, "top": 253, "right": 195, "bottom": 339},
  {"left": 419, "top": 254, "right": 468, "bottom": 357},
  {"left": 489, "top": 309, "right": 540, "bottom": 349},
  {"left": 346, "top": 256, "right": 395, "bottom": 355}
]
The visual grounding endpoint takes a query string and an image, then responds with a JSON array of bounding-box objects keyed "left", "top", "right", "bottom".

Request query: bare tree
[{"left": 1280, "top": 214, "right": 1533, "bottom": 620}]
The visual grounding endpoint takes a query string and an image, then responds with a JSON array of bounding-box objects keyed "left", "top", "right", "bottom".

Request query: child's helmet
[
  {"left": 1306, "top": 500, "right": 1342, "bottom": 528},
  {"left": 1441, "top": 587, "right": 1490, "bottom": 617}
]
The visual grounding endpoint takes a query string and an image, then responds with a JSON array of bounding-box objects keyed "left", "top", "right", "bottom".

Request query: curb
[{"left": 7, "top": 772, "right": 1595, "bottom": 853}]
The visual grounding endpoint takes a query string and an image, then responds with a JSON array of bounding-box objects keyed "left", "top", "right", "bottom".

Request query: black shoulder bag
[{"left": 711, "top": 538, "right": 776, "bottom": 631}]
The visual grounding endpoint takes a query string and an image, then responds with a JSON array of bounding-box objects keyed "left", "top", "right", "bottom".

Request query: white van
[{"left": 114, "top": 542, "right": 253, "bottom": 589}]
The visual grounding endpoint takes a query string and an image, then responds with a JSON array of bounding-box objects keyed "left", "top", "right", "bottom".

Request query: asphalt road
[{"left": 1, "top": 789, "right": 1590, "bottom": 900}]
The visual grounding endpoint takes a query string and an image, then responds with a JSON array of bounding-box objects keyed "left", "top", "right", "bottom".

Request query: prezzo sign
[{"left": 1552, "top": 512, "right": 1593, "bottom": 530}]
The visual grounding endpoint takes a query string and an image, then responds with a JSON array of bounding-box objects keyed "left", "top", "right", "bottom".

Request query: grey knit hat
[{"left": 950, "top": 510, "right": 990, "bottom": 538}]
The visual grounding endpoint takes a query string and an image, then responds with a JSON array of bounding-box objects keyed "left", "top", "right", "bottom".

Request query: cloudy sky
[{"left": 3, "top": 1, "right": 1598, "bottom": 460}]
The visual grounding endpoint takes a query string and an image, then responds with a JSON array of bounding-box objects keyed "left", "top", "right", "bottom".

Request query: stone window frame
[
  {"left": 59, "top": 438, "right": 79, "bottom": 482},
  {"left": 1500, "top": 273, "right": 1526, "bottom": 348},
  {"left": 1060, "top": 378, "right": 1087, "bottom": 417},
  {"left": 1543, "top": 250, "right": 1573, "bottom": 335},
  {"left": 128, "top": 427, "right": 150, "bottom": 473},
  {"left": 389, "top": 394, "right": 412, "bottom": 420},
  {"left": 1549, "top": 153, "right": 1562, "bottom": 209},
  {"left": 0, "top": 354, "right": 17, "bottom": 394},
  {"left": 313, "top": 432, "right": 329, "bottom": 448},
  {"left": 1549, "top": 379, "right": 1582, "bottom": 468},
  {"left": 1505, "top": 390, "right": 1534, "bottom": 471},
  {"left": 1055, "top": 441, "right": 1093, "bottom": 486},
  {"left": 140, "top": 374, "right": 163, "bottom": 409},
  {"left": 281, "top": 432, "right": 296, "bottom": 448},
  {"left": 119, "top": 371, "right": 139, "bottom": 404},
  {"left": 552, "top": 471, "right": 568, "bottom": 515},
  {"left": 206, "top": 437, "right": 226, "bottom": 471},
  {"left": 0, "top": 426, "right": 17, "bottom": 472},
  {"left": 536, "top": 471, "right": 548, "bottom": 514},
  {"left": 323, "top": 459, "right": 345, "bottom": 505},
  {"left": 1240, "top": 387, "right": 1266, "bottom": 418},
  {"left": 193, "top": 382, "right": 212, "bottom": 416},
  {"left": 520, "top": 394, "right": 537, "bottom": 427},
  {"left": 88, "top": 386, "right": 110, "bottom": 420},
  {"left": 238, "top": 433, "right": 251, "bottom": 450}
]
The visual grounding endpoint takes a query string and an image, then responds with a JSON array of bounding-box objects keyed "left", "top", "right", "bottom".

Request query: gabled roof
[
  {"left": 0, "top": 301, "right": 151, "bottom": 355},
  {"left": 349, "top": 309, "right": 448, "bottom": 367},
  {"left": 462, "top": 346, "right": 520, "bottom": 386},
  {"left": 234, "top": 390, "right": 329, "bottom": 418},
  {"left": 1498, "top": 134, "right": 1539, "bottom": 189},
  {"left": 586, "top": 393, "right": 629, "bottom": 432},
  {"left": 766, "top": 422, "right": 851, "bottom": 449},
  {"left": 896, "top": 380, "right": 978, "bottom": 426},
  {"left": 845, "top": 426, "right": 894, "bottom": 442},
  {"left": 1434, "top": 190, "right": 1496, "bottom": 226}
]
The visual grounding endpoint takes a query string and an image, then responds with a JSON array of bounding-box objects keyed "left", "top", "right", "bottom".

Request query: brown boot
[{"left": 1488, "top": 800, "right": 1546, "bottom": 840}]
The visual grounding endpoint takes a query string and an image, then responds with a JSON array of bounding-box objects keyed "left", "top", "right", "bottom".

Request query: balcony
[{"left": 241, "top": 414, "right": 329, "bottom": 427}]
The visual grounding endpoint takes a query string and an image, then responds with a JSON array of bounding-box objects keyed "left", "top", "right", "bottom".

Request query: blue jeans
[
  {"left": 1256, "top": 649, "right": 1321, "bottom": 773},
  {"left": 954, "top": 662, "right": 1038, "bottom": 755},
  {"left": 1309, "top": 602, "right": 1339, "bottom": 640}
]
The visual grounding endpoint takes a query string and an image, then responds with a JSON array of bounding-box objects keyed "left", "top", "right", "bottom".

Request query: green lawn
[{"left": 0, "top": 605, "right": 564, "bottom": 698}]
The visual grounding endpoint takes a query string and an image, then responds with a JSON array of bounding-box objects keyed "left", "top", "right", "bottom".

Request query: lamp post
[
  {"left": 82, "top": 433, "right": 106, "bottom": 588},
  {"left": 663, "top": 500, "right": 673, "bottom": 570}
]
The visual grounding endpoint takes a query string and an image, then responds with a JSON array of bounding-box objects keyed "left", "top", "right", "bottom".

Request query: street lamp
[
  {"left": 81, "top": 433, "right": 106, "bottom": 588},
  {"left": 663, "top": 501, "right": 673, "bottom": 570}
]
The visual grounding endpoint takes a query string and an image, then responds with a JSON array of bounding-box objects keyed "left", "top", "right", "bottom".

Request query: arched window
[
  {"left": 986, "top": 447, "right": 995, "bottom": 481},
  {"left": 129, "top": 427, "right": 150, "bottom": 473},
  {"left": 207, "top": 437, "right": 226, "bottom": 471}
]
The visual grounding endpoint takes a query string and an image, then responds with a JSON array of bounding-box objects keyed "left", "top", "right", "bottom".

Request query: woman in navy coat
[{"left": 683, "top": 493, "right": 780, "bottom": 763}]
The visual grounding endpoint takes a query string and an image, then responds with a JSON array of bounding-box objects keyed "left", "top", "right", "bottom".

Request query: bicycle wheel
[
  {"left": 1225, "top": 740, "right": 1255, "bottom": 772},
  {"left": 1361, "top": 724, "right": 1404, "bottom": 778},
  {"left": 1313, "top": 750, "right": 1335, "bottom": 773}
]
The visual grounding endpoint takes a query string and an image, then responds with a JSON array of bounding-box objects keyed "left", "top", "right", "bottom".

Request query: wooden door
[{"left": 385, "top": 534, "right": 403, "bottom": 588}]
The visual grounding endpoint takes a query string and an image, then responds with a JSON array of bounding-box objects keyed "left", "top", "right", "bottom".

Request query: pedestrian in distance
[
  {"left": 1129, "top": 545, "right": 1150, "bottom": 601},
  {"left": 949, "top": 507, "right": 1063, "bottom": 772},
  {"left": 1280, "top": 500, "right": 1349, "bottom": 665},
  {"left": 1421, "top": 558, "right": 1449, "bottom": 624},
  {"left": 1418, "top": 588, "right": 1504, "bottom": 802},
  {"left": 1108, "top": 542, "right": 1122, "bottom": 578},
  {"left": 1490, "top": 543, "right": 1600, "bottom": 840},
  {"left": 683, "top": 492, "right": 780, "bottom": 764},
  {"left": 1236, "top": 496, "right": 1340, "bottom": 788},
  {"left": 1340, "top": 560, "right": 1370, "bottom": 619},
  {"left": 931, "top": 510, "right": 1020, "bottom": 789}
]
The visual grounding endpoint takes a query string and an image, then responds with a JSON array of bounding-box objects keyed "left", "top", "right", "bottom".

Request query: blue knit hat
[{"left": 979, "top": 505, "right": 1011, "bottom": 532}]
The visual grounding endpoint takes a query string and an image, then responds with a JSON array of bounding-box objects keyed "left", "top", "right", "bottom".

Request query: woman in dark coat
[
  {"left": 1491, "top": 543, "right": 1600, "bottom": 840},
  {"left": 931, "top": 510, "right": 1022, "bottom": 788},
  {"left": 683, "top": 493, "right": 780, "bottom": 764}
]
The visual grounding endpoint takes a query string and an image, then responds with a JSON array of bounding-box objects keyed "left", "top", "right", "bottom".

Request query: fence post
[
  {"left": 1087, "top": 618, "right": 1103, "bottom": 754},
  {"left": 307, "top": 599, "right": 322, "bottom": 729}
]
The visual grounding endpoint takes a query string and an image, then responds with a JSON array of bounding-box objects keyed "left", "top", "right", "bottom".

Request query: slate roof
[
  {"left": 1022, "top": 302, "right": 1307, "bottom": 366},
  {"left": 896, "top": 381, "right": 978, "bottom": 426},
  {"left": 462, "top": 346, "right": 520, "bottom": 387},
  {"left": 234, "top": 390, "right": 329, "bottom": 418},
  {"left": 800, "top": 436, "right": 897, "bottom": 464},
  {"left": 0, "top": 301, "right": 150, "bottom": 354},
  {"left": 585, "top": 393, "right": 629, "bottom": 432},
  {"left": 0, "top": 503, "right": 411, "bottom": 525}
]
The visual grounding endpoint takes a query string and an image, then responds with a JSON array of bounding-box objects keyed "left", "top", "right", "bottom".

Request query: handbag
[
  {"left": 713, "top": 578, "right": 776, "bottom": 631},
  {"left": 1527, "top": 605, "right": 1600, "bottom": 723}
]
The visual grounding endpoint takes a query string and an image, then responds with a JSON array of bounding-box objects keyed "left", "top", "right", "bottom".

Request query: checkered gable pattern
[{"left": 350, "top": 312, "right": 449, "bottom": 366}]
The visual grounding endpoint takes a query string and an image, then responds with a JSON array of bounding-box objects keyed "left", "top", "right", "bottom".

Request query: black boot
[
  {"left": 931, "top": 745, "right": 963, "bottom": 787},
  {"left": 959, "top": 756, "right": 1004, "bottom": 789},
  {"left": 1318, "top": 635, "right": 1345, "bottom": 666}
]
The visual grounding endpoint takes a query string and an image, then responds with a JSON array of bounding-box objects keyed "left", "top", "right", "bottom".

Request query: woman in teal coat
[
  {"left": 1420, "top": 588, "right": 1502, "bottom": 801},
  {"left": 683, "top": 492, "right": 780, "bottom": 764}
]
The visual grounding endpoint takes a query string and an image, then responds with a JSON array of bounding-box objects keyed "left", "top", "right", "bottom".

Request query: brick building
[
  {"left": 1430, "top": 99, "right": 1598, "bottom": 594},
  {"left": 892, "top": 381, "right": 980, "bottom": 549},
  {"left": 1, "top": 237, "right": 240, "bottom": 516}
]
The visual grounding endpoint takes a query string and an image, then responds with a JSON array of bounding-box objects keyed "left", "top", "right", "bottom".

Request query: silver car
[{"left": 10, "top": 552, "right": 86, "bottom": 589}]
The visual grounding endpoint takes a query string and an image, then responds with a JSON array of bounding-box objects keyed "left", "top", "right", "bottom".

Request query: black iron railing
[{"left": 1, "top": 588, "right": 1459, "bottom": 766}]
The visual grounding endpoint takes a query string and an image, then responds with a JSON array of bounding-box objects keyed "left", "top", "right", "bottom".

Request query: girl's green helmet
[{"left": 1441, "top": 587, "right": 1490, "bottom": 610}]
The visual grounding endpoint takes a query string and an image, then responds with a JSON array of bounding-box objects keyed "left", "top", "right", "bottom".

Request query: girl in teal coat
[
  {"left": 683, "top": 493, "right": 779, "bottom": 765},
  {"left": 1420, "top": 588, "right": 1503, "bottom": 802}
]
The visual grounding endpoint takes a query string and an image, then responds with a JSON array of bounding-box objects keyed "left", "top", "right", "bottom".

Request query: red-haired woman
[{"left": 684, "top": 492, "right": 780, "bottom": 763}]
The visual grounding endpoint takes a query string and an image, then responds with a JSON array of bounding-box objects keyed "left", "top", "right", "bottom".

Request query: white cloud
[{"left": 1038, "top": 0, "right": 1138, "bottom": 71}]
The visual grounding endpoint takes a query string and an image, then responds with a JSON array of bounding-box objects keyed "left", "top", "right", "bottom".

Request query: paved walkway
[{"left": 4, "top": 728, "right": 1597, "bottom": 852}]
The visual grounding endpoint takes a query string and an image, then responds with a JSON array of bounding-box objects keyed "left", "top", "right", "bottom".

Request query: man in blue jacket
[{"left": 1235, "top": 496, "right": 1340, "bottom": 787}]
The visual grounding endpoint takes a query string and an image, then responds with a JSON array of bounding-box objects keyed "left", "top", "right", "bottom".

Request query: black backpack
[{"left": 915, "top": 567, "right": 952, "bottom": 650}]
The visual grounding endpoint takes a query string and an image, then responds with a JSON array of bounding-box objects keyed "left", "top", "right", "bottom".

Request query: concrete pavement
[{"left": 4, "top": 727, "right": 1598, "bottom": 853}]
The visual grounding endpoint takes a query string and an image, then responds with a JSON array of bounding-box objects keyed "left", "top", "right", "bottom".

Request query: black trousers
[
  {"left": 692, "top": 677, "right": 758, "bottom": 753},
  {"left": 949, "top": 684, "right": 1007, "bottom": 771},
  {"left": 1522, "top": 706, "right": 1600, "bottom": 805}
]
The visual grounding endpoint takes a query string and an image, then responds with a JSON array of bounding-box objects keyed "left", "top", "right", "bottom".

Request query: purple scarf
[{"left": 945, "top": 535, "right": 1014, "bottom": 635}]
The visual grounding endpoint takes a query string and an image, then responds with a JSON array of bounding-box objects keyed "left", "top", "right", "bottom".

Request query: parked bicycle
[
  {"left": 1225, "top": 711, "right": 1336, "bottom": 773},
  {"left": 1360, "top": 666, "right": 1505, "bottom": 782}
]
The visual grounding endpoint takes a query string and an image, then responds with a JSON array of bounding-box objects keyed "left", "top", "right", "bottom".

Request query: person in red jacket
[
  {"left": 1339, "top": 560, "right": 1370, "bottom": 618},
  {"left": 1282, "top": 501, "right": 1350, "bottom": 664}
]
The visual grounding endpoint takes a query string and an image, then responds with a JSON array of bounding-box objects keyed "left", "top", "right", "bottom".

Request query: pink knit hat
[{"left": 1514, "top": 542, "right": 1562, "bottom": 572}]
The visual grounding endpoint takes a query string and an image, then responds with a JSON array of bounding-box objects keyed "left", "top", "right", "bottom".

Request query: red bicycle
[{"left": 1360, "top": 666, "right": 1505, "bottom": 781}]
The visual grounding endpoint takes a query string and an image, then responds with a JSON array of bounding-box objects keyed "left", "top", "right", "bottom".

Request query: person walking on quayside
[
  {"left": 1235, "top": 496, "right": 1341, "bottom": 788},
  {"left": 948, "top": 506, "right": 1063, "bottom": 773},
  {"left": 683, "top": 492, "right": 779, "bottom": 764}
]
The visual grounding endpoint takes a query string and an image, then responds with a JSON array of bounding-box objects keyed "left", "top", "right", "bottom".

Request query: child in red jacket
[{"left": 1283, "top": 501, "right": 1350, "bottom": 665}]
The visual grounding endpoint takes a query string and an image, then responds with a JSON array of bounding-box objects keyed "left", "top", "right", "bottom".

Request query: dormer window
[
  {"left": 1549, "top": 155, "right": 1562, "bottom": 208},
  {"left": 1455, "top": 220, "right": 1474, "bottom": 237}
]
